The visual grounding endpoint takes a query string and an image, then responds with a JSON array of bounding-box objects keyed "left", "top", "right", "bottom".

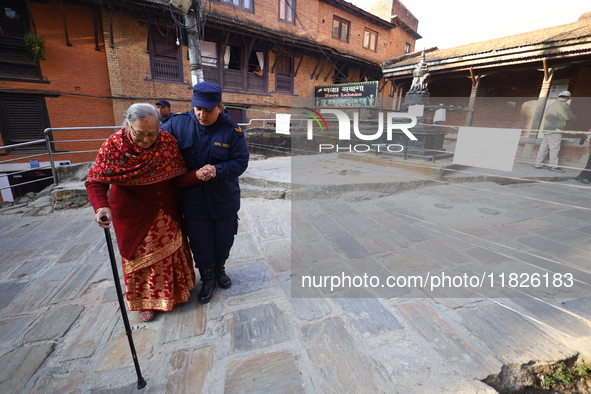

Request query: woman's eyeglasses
[{"left": 128, "top": 123, "right": 158, "bottom": 139}]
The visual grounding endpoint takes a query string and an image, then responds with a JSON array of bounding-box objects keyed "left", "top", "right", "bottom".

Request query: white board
[
  {"left": 433, "top": 108, "right": 446, "bottom": 123},
  {"left": 408, "top": 104, "right": 424, "bottom": 118},
  {"left": 453, "top": 127, "right": 522, "bottom": 172},
  {"left": 276, "top": 113, "right": 291, "bottom": 135}
]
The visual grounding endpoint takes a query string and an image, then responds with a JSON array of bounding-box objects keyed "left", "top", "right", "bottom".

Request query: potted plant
[{"left": 24, "top": 34, "right": 46, "bottom": 62}]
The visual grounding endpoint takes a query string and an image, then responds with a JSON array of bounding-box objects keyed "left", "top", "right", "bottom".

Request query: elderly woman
[{"left": 85, "top": 103, "right": 202, "bottom": 322}]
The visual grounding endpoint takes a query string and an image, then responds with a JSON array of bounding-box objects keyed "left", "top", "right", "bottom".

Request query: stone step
[
  {"left": 239, "top": 176, "right": 291, "bottom": 189},
  {"left": 51, "top": 182, "right": 89, "bottom": 210},
  {"left": 240, "top": 183, "right": 287, "bottom": 199}
]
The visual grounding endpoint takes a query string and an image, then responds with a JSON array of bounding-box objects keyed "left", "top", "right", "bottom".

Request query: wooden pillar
[
  {"left": 464, "top": 70, "right": 482, "bottom": 127},
  {"left": 390, "top": 80, "right": 398, "bottom": 110},
  {"left": 529, "top": 60, "right": 555, "bottom": 137},
  {"left": 395, "top": 84, "right": 404, "bottom": 111}
]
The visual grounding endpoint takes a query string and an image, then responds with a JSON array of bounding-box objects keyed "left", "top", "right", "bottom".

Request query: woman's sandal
[{"left": 140, "top": 310, "right": 154, "bottom": 322}]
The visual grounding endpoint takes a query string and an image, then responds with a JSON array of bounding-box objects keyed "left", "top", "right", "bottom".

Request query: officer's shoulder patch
[{"left": 234, "top": 126, "right": 243, "bottom": 133}]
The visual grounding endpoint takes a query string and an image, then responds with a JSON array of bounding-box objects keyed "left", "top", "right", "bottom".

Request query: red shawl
[{"left": 87, "top": 128, "right": 187, "bottom": 185}]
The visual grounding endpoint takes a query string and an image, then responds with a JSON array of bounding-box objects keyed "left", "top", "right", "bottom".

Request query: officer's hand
[
  {"left": 204, "top": 164, "right": 216, "bottom": 178},
  {"left": 197, "top": 165, "right": 216, "bottom": 181}
]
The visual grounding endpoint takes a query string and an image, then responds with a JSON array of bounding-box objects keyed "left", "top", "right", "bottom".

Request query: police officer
[
  {"left": 156, "top": 99, "right": 173, "bottom": 123},
  {"left": 162, "top": 82, "right": 249, "bottom": 304}
]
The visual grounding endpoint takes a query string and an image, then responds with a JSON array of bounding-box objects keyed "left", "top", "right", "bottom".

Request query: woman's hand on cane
[{"left": 95, "top": 207, "right": 112, "bottom": 229}]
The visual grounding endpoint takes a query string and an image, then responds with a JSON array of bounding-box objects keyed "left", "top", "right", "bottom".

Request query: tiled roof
[{"left": 383, "top": 15, "right": 591, "bottom": 70}]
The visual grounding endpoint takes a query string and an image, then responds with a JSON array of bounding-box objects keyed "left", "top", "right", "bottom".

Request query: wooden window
[
  {"left": 214, "top": 40, "right": 267, "bottom": 93},
  {"left": 226, "top": 107, "right": 246, "bottom": 123},
  {"left": 279, "top": 0, "right": 295, "bottom": 24},
  {"left": 332, "top": 16, "right": 350, "bottom": 43},
  {"left": 149, "top": 24, "right": 183, "bottom": 82},
  {"left": 363, "top": 29, "right": 377, "bottom": 51},
  {"left": 200, "top": 40, "right": 219, "bottom": 84},
  {"left": 0, "top": 94, "right": 50, "bottom": 151},
  {"left": 275, "top": 55, "right": 293, "bottom": 94},
  {"left": 405, "top": 42, "right": 411, "bottom": 53},
  {"left": 219, "top": 0, "right": 253, "bottom": 12},
  {"left": 0, "top": 0, "right": 43, "bottom": 82}
]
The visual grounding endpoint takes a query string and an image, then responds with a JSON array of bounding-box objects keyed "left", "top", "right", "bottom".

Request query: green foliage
[
  {"left": 554, "top": 362, "right": 573, "bottom": 384},
  {"left": 541, "top": 373, "right": 557, "bottom": 389},
  {"left": 24, "top": 34, "right": 46, "bottom": 62},
  {"left": 576, "top": 364, "right": 591, "bottom": 378},
  {"left": 535, "top": 361, "right": 591, "bottom": 390}
]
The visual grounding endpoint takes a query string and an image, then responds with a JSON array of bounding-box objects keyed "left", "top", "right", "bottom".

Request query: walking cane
[{"left": 101, "top": 215, "right": 147, "bottom": 390}]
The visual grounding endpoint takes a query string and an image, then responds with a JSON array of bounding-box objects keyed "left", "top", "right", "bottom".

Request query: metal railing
[
  {"left": 1, "top": 117, "right": 422, "bottom": 199},
  {"left": 0, "top": 126, "right": 119, "bottom": 198}
]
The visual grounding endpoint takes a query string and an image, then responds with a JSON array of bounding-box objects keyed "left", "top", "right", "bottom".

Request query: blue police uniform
[
  {"left": 160, "top": 113, "right": 173, "bottom": 124},
  {"left": 162, "top": 108, "right": 249, "bottom": 270}
]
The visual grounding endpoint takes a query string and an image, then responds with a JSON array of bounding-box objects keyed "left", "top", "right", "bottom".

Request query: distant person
[
  {"left": 162, "top": 82, "right": 249, "bottom": 304},
  {"left": 534, "top": 91, "right": 577, "bottom": 173},
  {"left": 156, "top": 99, "right": 172, "bottom": 123},
  {"left": 85, "top": 103, "right": 203, "bottom": 322},
  {"left": 575, "top": 128, "right": 591, "bottom": 185}
]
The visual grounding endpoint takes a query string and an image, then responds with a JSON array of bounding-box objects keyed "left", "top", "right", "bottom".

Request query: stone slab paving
[
  {"left": 24, "top": 304, "right": 84, "bottom": 343},
  {"left": 300, "top": 317, "right": 389, "bottom": 392},
  {"left": 159, "top": 291, "right": 206, "bottom": 343},
  {"left": 0, "top": 343, "right": 55, "bottom": 393},
  {"left": 396, "top": 300, "right": 503, "bottom": 379},
  {"left": 224, "top": 350, "right": 306, "bottom": 394},
  {"left": 164, "top": 347, "right": 215, "bottom": 394},
  {"left": 231, "top": 303, "right": 290, "bottom": 352},
  {"left": 0, "top": 156, "right": 590, "bottom": 393}
]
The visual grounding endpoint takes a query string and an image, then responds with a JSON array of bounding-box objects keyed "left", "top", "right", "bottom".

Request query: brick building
[
  {"left": 0, "top": 0, "right": 115, "bottom": 201},
  {"left": 382, "top": 14, "right": 591, "bottom": 166},
  {"left": 0, "top": 0, "right": 419, "bottom": 201},
  {"left": 104, "top": 0, "right": 420, "bottom": 122}
]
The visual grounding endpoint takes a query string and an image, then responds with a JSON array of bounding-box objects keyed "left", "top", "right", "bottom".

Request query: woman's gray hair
[{"left": 123, "top": 103, "right": 160, "bottom": 128}]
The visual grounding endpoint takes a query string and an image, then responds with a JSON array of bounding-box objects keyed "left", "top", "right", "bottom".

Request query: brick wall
[
  {"left": 206, "top": 0, "right": 414, "bottom": 65},
  {"left": 391, "top": 0, "right": 418, "bottom": 32},
  {"left": 100, "top": 1, "right": 414, "bottom": 128},
  {"left": 0, "top": 0, "right": 115, "bottom": 164},
  {"left": 101, "top": 10, "right": 194, "bottom": 121}
]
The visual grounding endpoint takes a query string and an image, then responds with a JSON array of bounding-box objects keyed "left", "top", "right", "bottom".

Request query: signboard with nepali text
[{"left": 314, "top": 81, "right": 379, "bottom": 107}]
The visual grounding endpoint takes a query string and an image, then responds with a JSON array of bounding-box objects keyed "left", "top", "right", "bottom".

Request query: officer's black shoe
[
  {"left": 215, "top": 261, "right": 232, "bottom": 289},
  {"left": 575, "top": 175, "right": 591, "bottom": 185},
  {"left": 198, "top": 268, "right": 217, "bottom": 304}
]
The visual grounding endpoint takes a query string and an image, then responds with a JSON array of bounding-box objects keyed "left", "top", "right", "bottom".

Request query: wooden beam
[
  {"left": 294, "top": 53, "right": 304, "bottom": 77},
  {"left": 358, "top": 67, "right": 368, "bottom": 81},
  {"left": 470, "top": 68, "right": 475, "bottom": 86},
  {"left": 270, "top": 52, "right": 278, "bottom": 73},
  {"left": 543, "top": 59, "right": 548, "bottom": 81},
  {"left": 92, "top": 4, "right": 100, "bottom": 51},
  {"left": 246, "top": 37, "right": 255, "bottom": 65},
  {"left": 350, "top": 67, "right": 360, "bottom": 81},
  {"left": 108, "top": 4, "right": 114, "bottom": 48},
  {"left": 325, "top": 60, "right": 341, "bottom": 82},
  {"left": 379, "top": 79, "right": 389, "bottom": 93},
  {"left": 220, "top": 31, "right": 230, "bottom": 68},
  {"left": 310, "top": 57, "right": 322, "bottom": 79},
  {"left": 315, "top": 57, "right": 328, "bottom": 80},
  {"left": 59, "top": 0, "right": 72, "bottom": 46}
]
